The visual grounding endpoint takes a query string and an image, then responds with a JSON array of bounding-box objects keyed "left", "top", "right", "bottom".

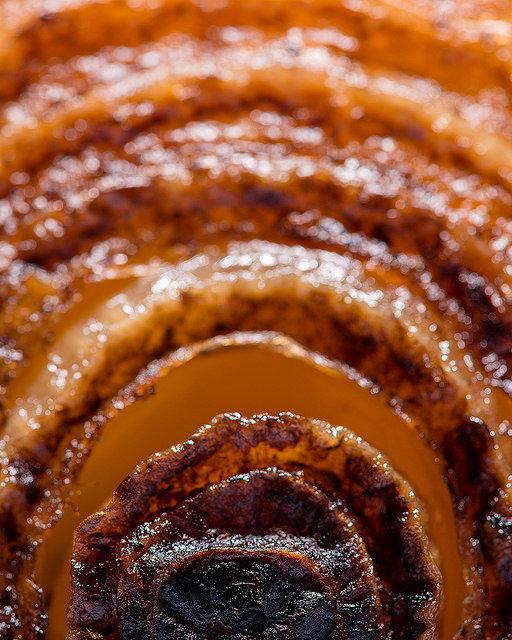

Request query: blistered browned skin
[
  {"left": 68, "top": 413, "right": 441, "bottom": 640},
  {"left": 2, "top": 1, "right": 512, "bottom": 382},
  {"left": 0, "top": 0, "right": 512, "bottom": 639},
  {"left": 0, "top": 240, "right": 508, "bottom": 638}
]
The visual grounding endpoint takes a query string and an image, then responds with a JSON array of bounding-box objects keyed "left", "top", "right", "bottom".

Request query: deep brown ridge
[
  {"left": 1, "top": 1, "right": 512, "bottom": 638},
  {"left": 68, "top": 413, "right": 441, "bottom": 640}
]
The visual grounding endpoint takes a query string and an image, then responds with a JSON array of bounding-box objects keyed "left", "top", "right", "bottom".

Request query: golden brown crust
[
  {"left": 0, "top": 1, "right": 511, "bottom": 638},
  {"left": 2, "top": 1, "right": 512, "bottom": 377},
  {"left": 68, "top": 412, "right": 442, "bottom": 640}
]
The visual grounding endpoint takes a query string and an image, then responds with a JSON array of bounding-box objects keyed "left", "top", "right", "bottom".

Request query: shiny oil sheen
[{"left": 36, "top": 344, "right": 464, "bottom": 639}]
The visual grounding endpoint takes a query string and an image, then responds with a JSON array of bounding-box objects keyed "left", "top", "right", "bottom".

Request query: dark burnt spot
[
  {"left": 0, "top": 509, "right": 21, "bottom": 545},
  {"left": 454, "top": 269, "right": 512, "bottom": 356},
  {"left": 245, "top": 185, "right": 288, "bottom": 209},
  {"left": 152, "top": 557, "right": 336, "bottom": 640},
  {"left": 442, "top": 417, "right": 500, "bottom": 519}
]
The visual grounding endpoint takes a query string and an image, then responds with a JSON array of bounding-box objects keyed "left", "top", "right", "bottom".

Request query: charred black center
[{"left": 153, "top": 555, "right": 336, "bottom": 640}]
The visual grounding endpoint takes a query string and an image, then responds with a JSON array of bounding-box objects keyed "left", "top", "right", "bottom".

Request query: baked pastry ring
[
  {"left": 0, "top": 0, "right": 512, "bottom": 638},
  {"left": 68, "top": 412, "right": 442, "bottom": 640}
]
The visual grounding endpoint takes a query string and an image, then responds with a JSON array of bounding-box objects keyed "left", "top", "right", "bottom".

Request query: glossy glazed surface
[{"left": 0, "top": 1, "right": 512, "bottom": 638}]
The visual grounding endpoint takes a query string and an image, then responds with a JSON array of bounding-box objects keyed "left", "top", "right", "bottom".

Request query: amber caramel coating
[
  {"left": 2, "top": 1, "right": 512, "bottom": 377},
  {"left": 0, "top": 0, "right": 512, "bottom": 638}
]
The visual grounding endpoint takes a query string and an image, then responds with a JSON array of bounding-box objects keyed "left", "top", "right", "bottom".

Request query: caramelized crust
[
  {"left": 68, "top": 413, "right": 441, "bottom": 640},
  {"left": 2, "top": 1, "right": 512, "bottom": 379},
  {"left": 0, "top": 1, "right": 511, "bottom": 639}
]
